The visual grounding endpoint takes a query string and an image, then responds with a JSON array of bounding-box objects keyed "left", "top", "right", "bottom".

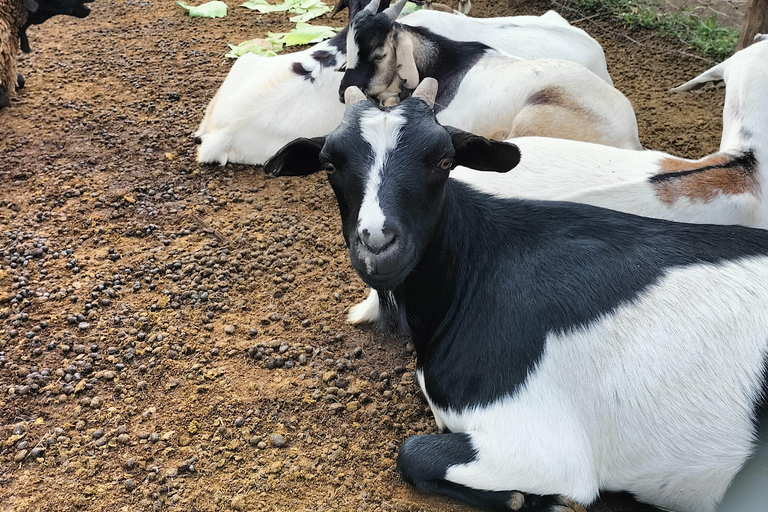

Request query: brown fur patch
[
  {"left": 526, "top": 87, "right": 584, "bottom": 112},
  {"left": 509, "top": 104, "right": 602, "bottom": 143},
  {"left": 508, "top": 87, "right": 609, "bottom": 144},
  {"left": 652, "top": 152, "right": 758, "bottom": 204}
]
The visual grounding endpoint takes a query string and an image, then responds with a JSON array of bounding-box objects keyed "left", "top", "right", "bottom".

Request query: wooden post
[{"left": 737, "top": 0, "right": 768, "bottom": 50}]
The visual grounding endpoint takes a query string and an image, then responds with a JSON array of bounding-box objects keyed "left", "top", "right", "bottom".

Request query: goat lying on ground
[
  {"left": 195, "top": 0, "right": 617, "bottom": 165},
  {"left": 265, "top": 78, "right": 768, "bottom": 512},
  {"left": 0, "top": 0, "right": 93, "bottom": 109},
  {"left": 350, "top": 34, "right": 768, "bottom": 327},
  {"left": 341, "top": 0, "right": 639, "bottom": 148}
]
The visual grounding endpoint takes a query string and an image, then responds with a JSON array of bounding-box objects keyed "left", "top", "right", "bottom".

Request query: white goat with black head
[
  {"left": 195, "top": 0, "right": 619, "bottom": 165},
  {"left": 341, "top": 0, "right": 640, "bottom": 148},
  {"left": 264, "top": 78, "right": 768, "bottom": 512}
]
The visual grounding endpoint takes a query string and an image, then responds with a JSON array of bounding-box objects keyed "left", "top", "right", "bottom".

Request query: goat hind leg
[{"left": 397, "top": 433, "right": 586, "bottom": 512}]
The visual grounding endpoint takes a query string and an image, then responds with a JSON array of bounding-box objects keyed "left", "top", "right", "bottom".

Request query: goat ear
[
  {"left": 395, "top": 32, "right": 419, "bottom": 89},
  {"left": 672, "top": 63, "right": 725, "bottom": 92},
  {"left": 264, "top": 137, "right": 326, "bottom": 177},
  {"left": 446, "top": 127, "right": 520, "bottom": 172},
  {"left": 22, "top": 0, "right": 39, "bottom": 12}
]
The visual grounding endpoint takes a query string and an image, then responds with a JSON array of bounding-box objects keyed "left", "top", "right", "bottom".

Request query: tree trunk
[{"left": 737, "top": 0, "right": 768, "bottom": 50}]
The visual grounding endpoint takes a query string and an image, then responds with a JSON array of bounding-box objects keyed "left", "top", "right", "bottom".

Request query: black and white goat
[
  {"left": 341, "top": 0, "right": 640, "bottom": 148},
  {"left": 264, "top": 79, "right": 768, "bottom": 512},
  {"left": 195, "top": 0, "right": 617, "bottom": 165}
]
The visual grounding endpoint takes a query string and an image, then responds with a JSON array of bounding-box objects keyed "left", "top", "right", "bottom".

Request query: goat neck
[{"left": 715, "top": 43, "right": 768, "bottom": 221}]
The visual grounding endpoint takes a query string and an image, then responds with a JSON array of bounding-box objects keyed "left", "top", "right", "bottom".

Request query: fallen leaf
[{"left": 177, "top": 0, "right": 228, "bottom": 18}]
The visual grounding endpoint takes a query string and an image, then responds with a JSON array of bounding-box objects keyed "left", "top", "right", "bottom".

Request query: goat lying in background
[
  {"left": 195, "top": 0, "right": 618, "bottom": 165},
  {"left": 455, "top": 34, "right": 768, "bottom": 227},
  {"left": 265, "top": 78, "right": 768, "bottom": 512},
  {"left": 341, "top": 0, "right": 640, "bottom": 148},
  {"left": 350, "top": 35, "right": 768, "bottom": 327}
]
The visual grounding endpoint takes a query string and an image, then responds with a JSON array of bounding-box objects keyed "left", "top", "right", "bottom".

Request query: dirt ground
[{"left": 0, "top": 0, "right": 727, "bottom": 511}]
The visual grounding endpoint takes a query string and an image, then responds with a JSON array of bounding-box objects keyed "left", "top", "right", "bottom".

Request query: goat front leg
[{"left": 397, "top": 433, "right": 588, "bottom": 512}]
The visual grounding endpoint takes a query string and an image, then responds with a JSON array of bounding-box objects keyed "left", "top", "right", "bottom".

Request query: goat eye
[
  {"left": 323, "top": 162, "right": 336, "bottom": 174},
  {"left": 372, "top": 54, "right": 385, "bottom": 62},
  {"left": 437, "top": 158, "right": 454, "bottom": 170}
]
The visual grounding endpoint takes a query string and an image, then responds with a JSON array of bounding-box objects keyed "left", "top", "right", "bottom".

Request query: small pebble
[{"left": 271, "top": 434, "right": 286, "bottom": 448}]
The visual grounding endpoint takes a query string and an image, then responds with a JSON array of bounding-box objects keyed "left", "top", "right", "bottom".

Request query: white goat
[
  {"left": 453, "top": 34, "right": 768, "bottom": 227},
  {"left": 195, "top": 3, "right": 616, "bottom": 166},
  {"left": 341, "top": 0, "right": 639, "bottom": 148},
  {"left": 350, "top": 36, "right": 768, "bottom": 325}
]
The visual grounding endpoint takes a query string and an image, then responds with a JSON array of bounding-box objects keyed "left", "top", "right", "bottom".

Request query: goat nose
[{"left": 358, "top": 228, "right": 397, "bottom": 255}]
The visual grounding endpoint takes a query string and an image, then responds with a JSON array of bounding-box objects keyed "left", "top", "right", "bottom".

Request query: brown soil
[{"left": 0, "top": 1, "right": 726, "bottom": 511}]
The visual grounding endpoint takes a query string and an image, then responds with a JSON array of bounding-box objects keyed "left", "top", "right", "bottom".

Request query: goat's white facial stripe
[
  {"left": 358, "top": 109, "right": 406, "bottom": 248},
  {"left": 347, "top": 25, "right": 359, "bottom": 69}
]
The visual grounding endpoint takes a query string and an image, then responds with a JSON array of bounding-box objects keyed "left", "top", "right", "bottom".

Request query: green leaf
[
  {"left": 266, "top": 31, "right": 288, "bottom": 46},
  {"left": 242, "top": 0, "right": 331, "bottom": 16},
  {"left": 241, "top": 0, "right": 292, "bottom": 12},
  {"left": 400, "top": 1, "right": 422, "bottom": 16},
  {"left": 226, "top": 38, "right": 284, "bottom": 58},
  {"left": 289, "top": 5, "right": 330, "bottom": 22},
  {"left": 177, "top": 0, "right": 228, "bottom": 18},
  {"left": 283, "top": 22, "right": 338, "bottom": 46}
]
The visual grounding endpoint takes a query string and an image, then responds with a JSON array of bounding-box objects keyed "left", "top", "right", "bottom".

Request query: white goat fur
[
  {"left": 429, "top": 56, "right": 640, "bottom": 148},
  {"left": 423, "top": 256, "right": 768, "bottom": 512},
  {"left": 350, "top": 40, "right": 768, "bottom": 326},
  {"left": 195, "top": 9, "right": 616, "bottom": 166},
  {"left": 453, "top": 38, "right": 768, "bottom": 227}
]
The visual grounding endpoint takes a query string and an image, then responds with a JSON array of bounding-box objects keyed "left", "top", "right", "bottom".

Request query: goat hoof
[
  {"left": 16, "top": 73, "right": 25, "bottom": 90},
  {"left": 507, "top": 491, "right": 525, "bottom": 510},
  {"left": 547, "top": 497, "right": 587, "bottom": 512},
  {"left": 193, "top": 136, "right": 202, "bottom": 145},
  {"left": 0, "top": 90, "right": 9, "bottom": 109}
]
